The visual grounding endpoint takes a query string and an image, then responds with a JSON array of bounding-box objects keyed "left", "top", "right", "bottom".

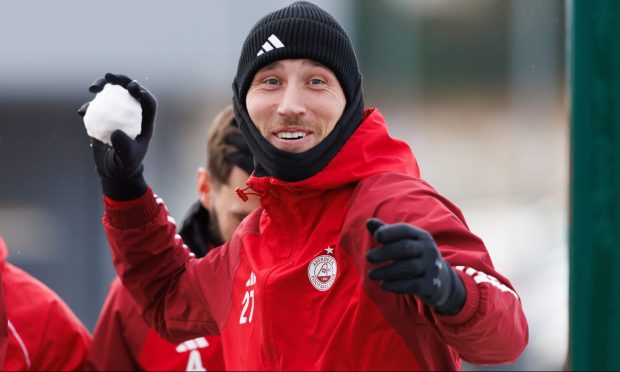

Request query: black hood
[{"left": 178, "top": 201, "right": 222, "bottom": 257}]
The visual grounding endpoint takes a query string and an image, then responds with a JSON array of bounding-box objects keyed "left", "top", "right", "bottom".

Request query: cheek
[
  {"left": 212, "top": 192, "right": 245, "bottom": 240},
  {"left": 246, "top": 93, "right": 259, "bottom": 121},
  {"left": 213, "top": 201, "right": 234, "bottom": 239},
  {"left": 331, "top": 93, "right": 346, "bottom": 121},
  {"left": 246, "top": 93, "right": 271, "bottom": 135},
  {"left": 317, "top": 100, "right": 345, "bottom": 135}
]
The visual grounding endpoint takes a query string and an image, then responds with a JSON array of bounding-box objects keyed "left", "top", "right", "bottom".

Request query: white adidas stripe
[
  {"left": 268, "top": 34, "right": 285, "bottom": 48},
  {"left": 262, "top": 41, "right": 274, "bottom": 52},
  {"left": 245, "top": 271, "right": 256, "bottom": 287},
  {"left": 455, "top": 266, "right": 518, "bottom": 298},
  {"left": 257, "top": 34, "right": 285, "bottom": 56},
  {"left": 176, "top": 337, "right": 210, "bottom": 353}
]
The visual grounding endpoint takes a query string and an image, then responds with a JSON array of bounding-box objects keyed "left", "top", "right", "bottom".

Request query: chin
[
  {"left": 270, "top": 141, "right": 318, "bottom": 153},
  {"left": 281, "top": 146, "right": 311, "bottom": 153}
]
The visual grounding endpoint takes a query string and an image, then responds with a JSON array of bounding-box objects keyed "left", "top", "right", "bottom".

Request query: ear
[{"left": 197, "top": 167, "right": 212, "bottom": 208}]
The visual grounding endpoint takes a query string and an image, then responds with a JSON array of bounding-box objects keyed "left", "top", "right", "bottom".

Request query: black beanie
[{"left": 232, "top": 1, "right": 365, "bottom": 182}]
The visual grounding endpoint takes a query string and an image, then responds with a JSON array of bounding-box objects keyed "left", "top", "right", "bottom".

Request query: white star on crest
[{"left": 325, "top": 247, "right": 334, "bottom": 254}]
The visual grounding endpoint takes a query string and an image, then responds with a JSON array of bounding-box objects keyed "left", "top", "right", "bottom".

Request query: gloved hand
[
  {"left": 366, "top": 218, "right": 465, "bottom": 314},
  {"left": 78, "top": 73, "right": 157, "bottom": 200}
]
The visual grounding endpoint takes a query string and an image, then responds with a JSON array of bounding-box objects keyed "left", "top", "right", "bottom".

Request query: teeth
[{"left": 277, "top": 131, "right": 305, "bottom": 139}]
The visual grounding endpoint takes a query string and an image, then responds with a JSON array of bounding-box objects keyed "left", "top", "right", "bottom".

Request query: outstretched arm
[{"left": 362, "top": 177, "right": 528, "bottom": 365}]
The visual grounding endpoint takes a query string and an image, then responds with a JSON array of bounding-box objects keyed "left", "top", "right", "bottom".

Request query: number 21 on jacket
[{"left": 240, "top": 272, "right": 256, "bottom": 324}]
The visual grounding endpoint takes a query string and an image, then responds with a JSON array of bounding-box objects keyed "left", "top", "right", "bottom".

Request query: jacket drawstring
[{"left": 235, "top": 186, "right": 261, "bottom": 201}]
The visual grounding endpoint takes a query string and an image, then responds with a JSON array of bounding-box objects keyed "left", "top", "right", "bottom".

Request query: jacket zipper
[{"left": 260, "top": 185, "right": 297, "bottom": 368}]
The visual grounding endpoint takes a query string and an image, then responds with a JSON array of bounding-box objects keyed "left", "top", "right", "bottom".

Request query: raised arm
[{"left": 78, "top": 74, "right": 220, "bottom": 342}]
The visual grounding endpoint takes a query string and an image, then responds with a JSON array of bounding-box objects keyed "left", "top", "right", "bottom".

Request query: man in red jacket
[
  {"left": 78, "top": 1, "right": 528, "bottom": 370},
  {"left": 87, "top": 105, "right": 259, "bottom": 371},
  {"left": 0, "top": 235, "right": 91, "bottom": 371}
]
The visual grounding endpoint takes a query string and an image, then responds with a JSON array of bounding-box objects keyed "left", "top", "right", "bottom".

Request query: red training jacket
[
  {"left": 0, "top": 235, "right": 91, "bottom": 371},
  {"left": 104, "top": 108, "right": 528, "bottom": 370},
  {"left": 87, "top": 276, "right": 225, "bottom": 371}
]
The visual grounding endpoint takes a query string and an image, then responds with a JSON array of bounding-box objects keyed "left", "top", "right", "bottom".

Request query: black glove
[
  {"left": 78, "top": 73, "right": 157, "bottom": 200},
  {"left": 366, "top": 218, "right": 465, "bottom": 314}
]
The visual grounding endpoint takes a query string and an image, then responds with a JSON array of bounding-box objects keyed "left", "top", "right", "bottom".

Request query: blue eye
[
  {"left": 309, "top": 78, "right": 325, "bottom": 85},
  {"left": 265, "top": 78, "right": 280, "bottom": 85}
]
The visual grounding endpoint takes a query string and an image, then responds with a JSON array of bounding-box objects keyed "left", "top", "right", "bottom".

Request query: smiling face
[{"left": 245, "top": 59, "right": 346, "bottom": 153}]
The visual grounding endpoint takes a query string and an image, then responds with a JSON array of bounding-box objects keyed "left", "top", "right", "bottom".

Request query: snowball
[{"left": 83, "top": 84, "right": 142, "bottom": 145}]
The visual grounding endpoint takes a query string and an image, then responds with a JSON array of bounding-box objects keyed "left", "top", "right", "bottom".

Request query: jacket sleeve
[
  {"left": 373, "top": 177, "right": 528, "bottom": 365},
  {"left": 102, "top": 189, "right": 224, "bottom": 343},
  {"left": 87, "top": 278, "right": 145, "bottom": 371}
]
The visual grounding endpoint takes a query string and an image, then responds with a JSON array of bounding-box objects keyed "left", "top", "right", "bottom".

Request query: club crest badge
[{"left": 307, "top": 249, "right": 337, "bottom": 291}]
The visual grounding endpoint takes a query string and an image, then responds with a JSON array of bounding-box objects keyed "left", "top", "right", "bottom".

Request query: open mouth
[
  {"left": 271, "top": 128, "right": 314, "bottom": 152},
  {"left": 276, "top": 131, "right": 306, "bottom": 140}
]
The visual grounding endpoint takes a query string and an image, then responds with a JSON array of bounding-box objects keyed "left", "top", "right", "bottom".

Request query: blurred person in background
[
  {"left": 78, "top": 1, "right": 528, "bottom": 370},
  {"left": 86, "top": 105, "right": 258, "bottom": 371},
  {"left": 0, "top": 235, "right": 91, "bottom": 371}
]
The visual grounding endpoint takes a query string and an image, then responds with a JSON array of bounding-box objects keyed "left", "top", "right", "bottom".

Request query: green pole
[{"left": 570, "top": 0, "right": 620, "bottom": 370}]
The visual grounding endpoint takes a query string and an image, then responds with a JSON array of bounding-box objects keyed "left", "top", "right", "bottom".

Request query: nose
[{"left": 277, "top": 82, "right": 305, "bottom": 119}]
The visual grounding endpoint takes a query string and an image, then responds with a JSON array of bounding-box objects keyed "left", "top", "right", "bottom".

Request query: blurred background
[{"left": 0, "top": 0, "right": 567, "bottom": 370}]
